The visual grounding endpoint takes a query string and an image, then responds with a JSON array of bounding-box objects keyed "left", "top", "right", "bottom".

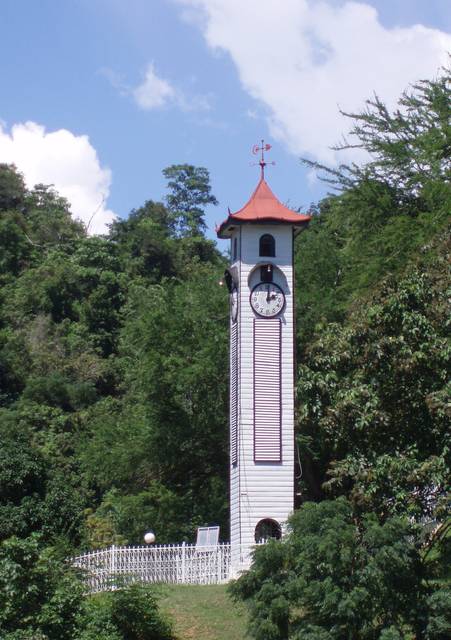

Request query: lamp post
[{"left": 144, "top": 531, "right": 156, "bottom": 544}]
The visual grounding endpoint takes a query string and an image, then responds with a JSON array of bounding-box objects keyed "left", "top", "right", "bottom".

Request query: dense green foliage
[
  {"left": 0, "top": 535, "right": 83, "bottom": 639},
  {"left": 231, "top": 499, "right": 450, "bottom": 640},
  {"left": 0, "top": 162, "right": 227, "bottom": 550},
  {"left": 297, "top": 243, "right": 449, "bottom": 513},
  {"left": 0, "top": 535, "right": 173, "bottom": 640},
  {"left": 293, "top": 69, "right": 450, "bottom": 520}
]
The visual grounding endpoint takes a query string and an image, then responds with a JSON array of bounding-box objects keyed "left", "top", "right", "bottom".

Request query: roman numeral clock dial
[{"left": 250, "top": 282, "right": 285, "bottom": 317}]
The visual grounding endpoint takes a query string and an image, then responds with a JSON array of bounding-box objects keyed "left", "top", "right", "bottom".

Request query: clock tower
[{"left": 217, "top": 145, "right": 310, "bottom": 574}]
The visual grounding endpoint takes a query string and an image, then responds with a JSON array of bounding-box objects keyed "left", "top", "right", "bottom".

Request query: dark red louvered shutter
[{"left": 253, "top": 318, "right": 281, "bottom": 462}]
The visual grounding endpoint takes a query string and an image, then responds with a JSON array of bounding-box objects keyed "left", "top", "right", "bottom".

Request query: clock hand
[{"left": 266, "top": 285, "right": 270, "bottom": 302}]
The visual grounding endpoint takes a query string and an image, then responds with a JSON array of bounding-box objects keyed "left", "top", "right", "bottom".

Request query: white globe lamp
[{"left": 144, "top": 531, "right": 156, "bottom": 545}]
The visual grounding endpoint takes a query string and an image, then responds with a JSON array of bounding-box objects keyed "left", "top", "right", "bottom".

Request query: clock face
[
  {"left": 230, "top": 286, "right": 238, "bottom": 322},
  {"left": 250, "top": 282, "right": 285, "bottom": 318}
]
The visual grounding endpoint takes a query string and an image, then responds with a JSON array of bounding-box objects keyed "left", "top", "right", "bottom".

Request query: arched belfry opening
[
  {"left": 254, "top": 519, "right": 282, "bottom": 543},
  {"left": 259, "top": 233, "right": 275, "bottom": 257}
]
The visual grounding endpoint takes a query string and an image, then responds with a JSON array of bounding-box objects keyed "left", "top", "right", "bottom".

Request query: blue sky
[{"left": 0, "top": 0, "right": 449, "bottom": 246}]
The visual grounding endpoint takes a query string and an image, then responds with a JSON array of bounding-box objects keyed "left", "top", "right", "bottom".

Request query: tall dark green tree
[
  {"left": 109, "top": 200, "right": 177, "bottom": 281},
  {"left": 0, "top": 163, "right": 26, "bottom": 212},
  {"left": 163, "top": 164, "right": 218, "bottom": 237},
  {"left": 24, "top": 184, "right": 85, "bottom": 246}
]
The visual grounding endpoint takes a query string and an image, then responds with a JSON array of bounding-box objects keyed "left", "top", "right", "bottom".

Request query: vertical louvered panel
[
  {"left": 253, "top": 318, "right": 281, "bottom": 462},
  {"left": 230, "top": 322, "right": 238, "bottom": 466}
]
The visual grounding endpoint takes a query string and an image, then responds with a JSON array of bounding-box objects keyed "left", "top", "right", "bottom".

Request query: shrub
[
  {"left": 231, "top": 499, "right": 449, "bottom": 640},
  {"left": 78, "top": 585, "right": 174, "bottom": 640}
]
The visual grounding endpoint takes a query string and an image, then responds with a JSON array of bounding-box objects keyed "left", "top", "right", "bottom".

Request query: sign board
[{"left": 196, "top": 526, "right": 220, "bottom": 547}]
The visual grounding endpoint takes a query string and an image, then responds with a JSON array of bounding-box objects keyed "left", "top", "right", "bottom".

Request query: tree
[
  {"left": 231, "top": 499, "right": 450, "bottom": 640},
  {"left": 0, "top": 164, "right": 26, "bottom": 212},
  {"left": 0, "top": 536, "right": 174, "bottom": 640},
  {"left": 83, "top": 486, "right": 186, "bottom": 547},
  {"left": 0, "top": 417, "right": 85, "bottom": 543},
  {"left": 293, "top": 70, "right": 450, "bottom": 509},
  {"left": 0, "top": 160, "right": 225, "bottom": 551},
  {"left": 0, "top": 165, "right": 32, "bottom": 280},
  {"left": 295, "top": 68, "right": 451, "bottom": 329},
  {"left": 296, "top": 237, "right": 449, "bottom": 521},
  {"left": 79, "top": 264, "right": 229, "bottom": 541},
  {"left": 0, "top": 535, "right": 83, "bottom": 640},
  {"left": 304, "top": 68, "right": 450, "bottom": 206},
  {"left": 24, "top": 183, "right": 85, "bottom": 246},
  {"left": 163, "top": 164, "right": 218, "bottom": 237},
  {"left": 109, "top": 200, "right": 178, "bottom": 281},
  {"left": 0, "top": 165, "right": 85, "bottom": 284},
  {"left": 0, "top": 210, "right": 34, "bottom": 280},
  {"left": 109, "top": 193, "right": 222, "bottom": 281},
  {"left": 293, "top": 199, "right": 344, "bottom": 349},
  {"left": 118, "top": 265, "right": 229, "bottom": 536}
]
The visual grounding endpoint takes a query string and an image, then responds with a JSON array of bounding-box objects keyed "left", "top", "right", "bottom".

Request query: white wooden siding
[{"left": 254, "top": 318, "right": 281, "bottom": 462}]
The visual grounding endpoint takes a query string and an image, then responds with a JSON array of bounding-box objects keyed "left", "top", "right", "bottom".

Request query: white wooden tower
[{"left": 217, "top": 143, "right": 310, "bottom": 574}]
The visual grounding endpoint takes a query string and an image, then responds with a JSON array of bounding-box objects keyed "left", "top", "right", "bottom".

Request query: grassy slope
[{"left": 159, "top": 584, "right": 248, "bottom": 640}]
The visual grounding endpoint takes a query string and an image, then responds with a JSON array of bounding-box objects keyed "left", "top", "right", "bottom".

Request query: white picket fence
[{"left": 72, "top": 543, "right": 232, "bottom": 593}]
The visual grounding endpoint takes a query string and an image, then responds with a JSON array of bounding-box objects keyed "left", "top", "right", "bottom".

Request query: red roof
[{"left": 216, "top": 177, "right": 311, "bottom": 238}]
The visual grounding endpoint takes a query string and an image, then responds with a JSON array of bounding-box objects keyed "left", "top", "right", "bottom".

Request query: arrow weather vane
[{"left": 252, "top": 139, "right": 275, "bottom": 179}]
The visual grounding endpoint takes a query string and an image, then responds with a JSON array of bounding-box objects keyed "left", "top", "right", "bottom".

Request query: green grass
[{"left": 159, "top": 584, "right": 249, "bottom": 640}]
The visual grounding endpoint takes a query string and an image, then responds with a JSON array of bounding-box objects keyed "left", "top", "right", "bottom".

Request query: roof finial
[{"left": 252, "top": 139, "right": 275, "bottom": 179}]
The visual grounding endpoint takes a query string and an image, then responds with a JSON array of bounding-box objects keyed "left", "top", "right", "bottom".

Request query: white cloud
[
  {"left": 177, "top": 0, "right": 451, "bottom": 164},
  {"left": 133, "top": 63, "right": 176, "bottom": 109},
  {"left": 0, "top": 121, "right": 116, "bottom": 235},
  {"left": 132, "top": 62, "right": 211, "bottom": 112}
]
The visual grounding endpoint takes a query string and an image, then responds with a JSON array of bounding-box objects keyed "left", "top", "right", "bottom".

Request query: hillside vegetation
[
  {"left": 0, "top": 164, "right": 229, "bottom": 550},
  {"left": 0, "top": 69, "right": 449, "bottom": 638}
]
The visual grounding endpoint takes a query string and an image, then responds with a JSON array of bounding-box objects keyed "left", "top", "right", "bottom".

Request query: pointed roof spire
[{"left": 216, "top": 176, "right": 311, "bottom": 239}]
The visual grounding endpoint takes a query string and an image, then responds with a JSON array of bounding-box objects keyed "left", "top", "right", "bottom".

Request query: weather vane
[{"left": 252, "top": 139, "right": 275, "bottom": 179}]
